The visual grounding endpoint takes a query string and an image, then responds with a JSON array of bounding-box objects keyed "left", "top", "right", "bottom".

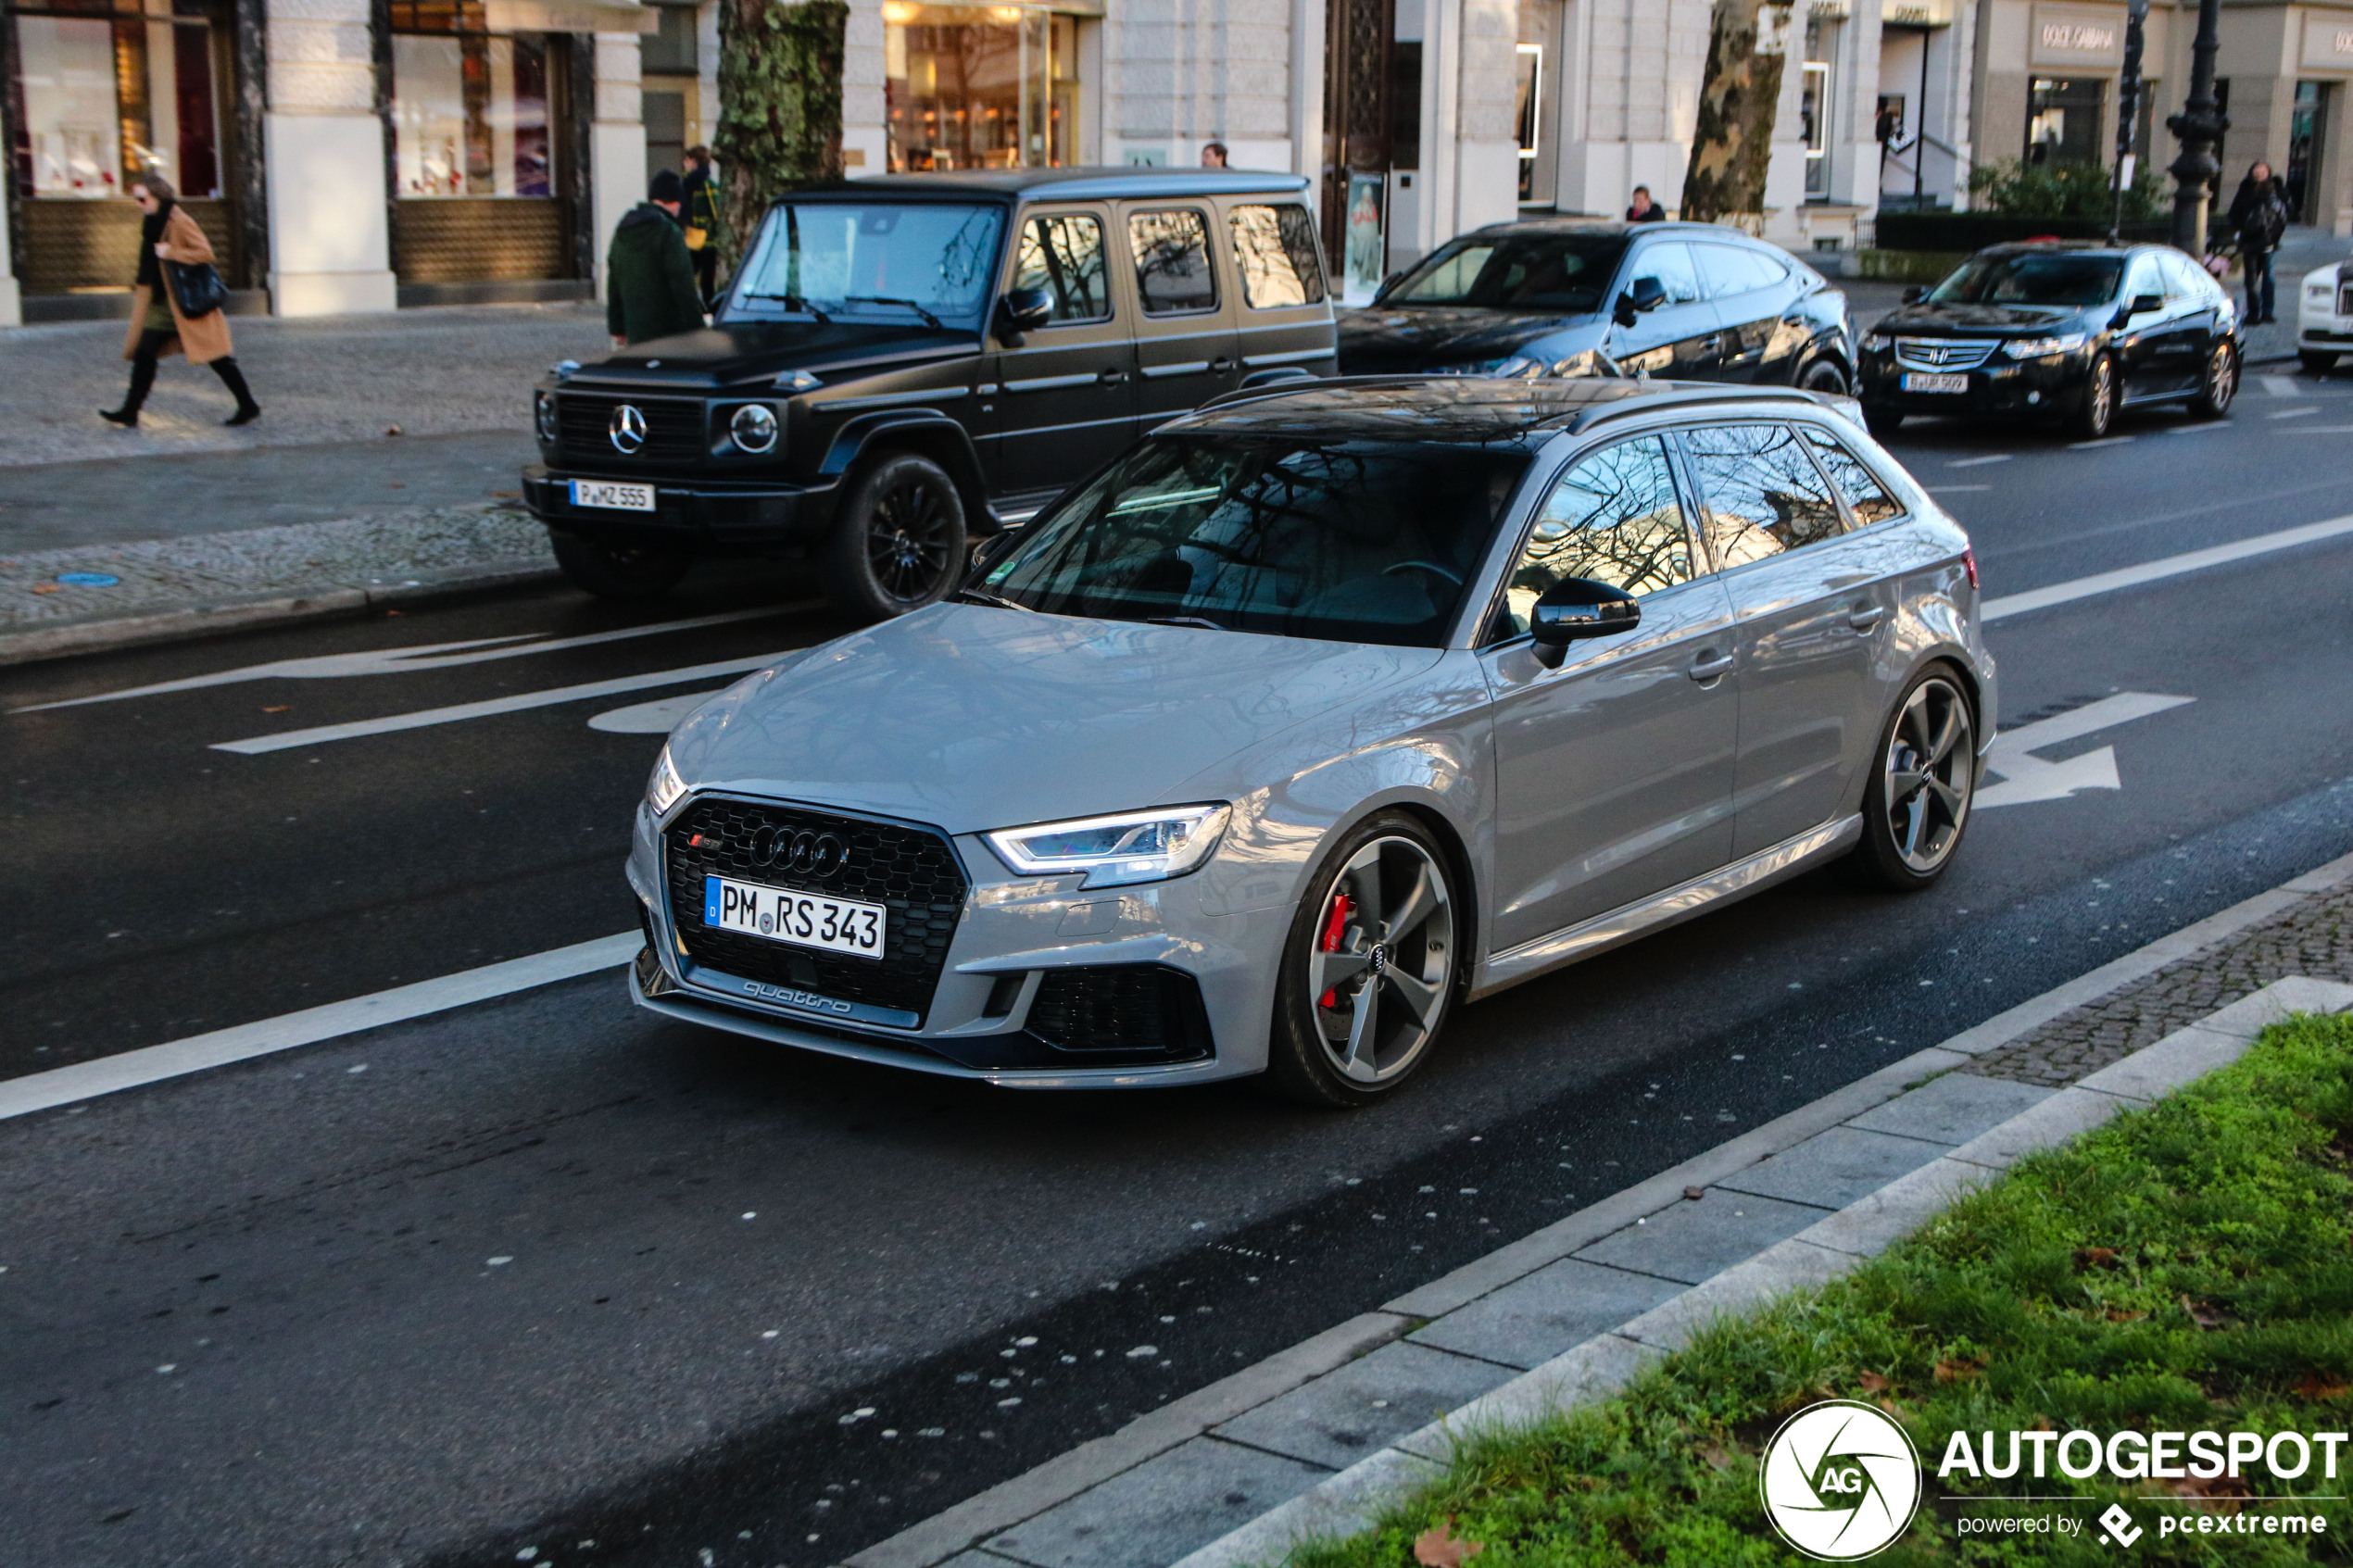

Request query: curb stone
[{"left": 842, "top": 847, "right": 2353, "bottom": 1568}]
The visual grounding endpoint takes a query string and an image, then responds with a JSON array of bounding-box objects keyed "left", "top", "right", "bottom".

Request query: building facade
[{"left": 6, "top": 0, "right": 2349, "bottom": 326}]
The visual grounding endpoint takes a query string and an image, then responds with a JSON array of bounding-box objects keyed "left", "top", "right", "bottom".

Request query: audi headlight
[
  {"left": 647, "top": 744, "right": 688, "bottom": 816},
  {"left": 985, "top": 804, "right": 1231, "bottom": 889},
  {"left": 535, "top": 390, "right": 560, "bottom": 442},
  {"left": 2000, "top": 332, "right": 2086, "bottom": 360},
  {"left": 730, "top": 403, "right": 779, "bottom": 454}
]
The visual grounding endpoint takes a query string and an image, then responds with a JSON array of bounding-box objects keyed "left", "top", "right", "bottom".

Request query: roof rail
[{"left": 1563, "top": 383, "right": 1823, "bottom": 433}]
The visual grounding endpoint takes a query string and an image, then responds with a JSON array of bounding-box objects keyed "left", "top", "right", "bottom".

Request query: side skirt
[{"left": 1468, "top": 815, "right": 1864, "bottom": 1003}]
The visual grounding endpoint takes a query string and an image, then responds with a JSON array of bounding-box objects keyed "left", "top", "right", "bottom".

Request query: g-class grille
[
  {"left": 665, "top": 797, "right": 967, "bottom": 1024},
  {"left": 558, "top": 394, "right": 707, "bottom": 461}
]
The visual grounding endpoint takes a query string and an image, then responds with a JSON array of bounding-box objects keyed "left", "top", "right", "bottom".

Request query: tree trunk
[
  {"left": 1680, "top": 0, "right": 1793, "bottom": 225},
  {"left": 713, "top": 0, "right": 849, "bottom": 273}
]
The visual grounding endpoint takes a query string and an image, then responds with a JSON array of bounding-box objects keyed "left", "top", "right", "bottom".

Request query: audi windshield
[
  {"left": 726, "top": 203, "right": 1004, "bottom": 323},
  {"left": 972, "top": 436, "right": 1531, "bottom": 646}
]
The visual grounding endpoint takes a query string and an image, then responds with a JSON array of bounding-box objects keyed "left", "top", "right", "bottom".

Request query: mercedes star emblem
[{"left": 609, "top": 404, "right": 648, "bottom": 454}]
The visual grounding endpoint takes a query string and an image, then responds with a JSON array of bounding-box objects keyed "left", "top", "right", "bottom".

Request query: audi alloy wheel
[{"left": 1848, "top": 668, "right": 1976, "bottom": 890}]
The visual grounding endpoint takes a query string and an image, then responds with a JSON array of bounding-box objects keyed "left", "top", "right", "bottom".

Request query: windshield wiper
[
  {"left": 841, "top": 295, "right": 943, "bottom": 329},
  {"left": 739, "top": 292, "right": 832, "bottom": 323},
  {"left": 1146, "top": 615, "right": 1227, "bottom": 632},
  {"left": 952, "top": 588, "right": 1036, "bottom": 612}
]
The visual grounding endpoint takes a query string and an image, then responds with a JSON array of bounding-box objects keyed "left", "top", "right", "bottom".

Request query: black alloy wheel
[
  {"left": 1262, "top": 811, "right": 1463, "bottom": 1108},
  {"left": 824, "top": 453, "right": 968, "bottom": 620},
  {"left": 1797, "top": 357, "right": 1850, "bottom": 396},
  {"left": 2190, "top": 341, "right": 2238, "bottom": 418},
  {"left": 549, "top": 533, "right": 692, "bottom": 601},
  {"left": 2072, "top": 354, "right": 2117, "bottom": 439},
  {"left": 1846, "top": 665, "right": 1977, "bottom": 891}
]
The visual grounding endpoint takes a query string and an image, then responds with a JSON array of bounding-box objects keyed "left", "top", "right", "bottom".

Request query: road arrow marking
[{"left": 1975, "top": 692, "right": 2195, "bottom": 809}]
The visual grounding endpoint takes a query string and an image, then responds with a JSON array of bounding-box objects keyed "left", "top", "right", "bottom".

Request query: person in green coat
[{"left": 608, "top": 170, "right": 707, "bottom": 347}]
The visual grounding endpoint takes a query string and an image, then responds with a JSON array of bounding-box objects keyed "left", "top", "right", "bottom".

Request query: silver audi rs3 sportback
[{"left": 625, "top": 377, "right": 1996, "bottom": 1106}]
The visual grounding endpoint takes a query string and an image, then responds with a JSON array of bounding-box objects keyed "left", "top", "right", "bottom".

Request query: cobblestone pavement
[
  {"left": 0, "top": 505, "right": 550, "bottom": 635},
  {"left": 1974, "top": 878, "right": 2353, "bottom": 1085}
]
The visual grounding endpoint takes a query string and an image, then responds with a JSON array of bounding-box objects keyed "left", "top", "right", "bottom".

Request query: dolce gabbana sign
[
  {"left": 2303, "top": 14, "right": 2353, "bottom": 74},
  {"left": 2031, "top": 4, "right": 2124, "bottom": 68}
]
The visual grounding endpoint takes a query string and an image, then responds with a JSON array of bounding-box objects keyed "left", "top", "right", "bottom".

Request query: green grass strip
[{"left": 1287, "top": 1012, "right": 2353, "bottom": 1566}]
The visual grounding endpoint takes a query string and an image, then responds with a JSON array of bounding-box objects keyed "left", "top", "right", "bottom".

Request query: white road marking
[
  {"left": 1982, "top": 512, "right": 2353, "bottom": 621},
  {"left": 2067, "top": 435, "right": 2136, "bottom": 450},
  {"left": 2162, "top": 421, "right": 2232, "bottom": 433},
  {"left": 1947, "top": 454, "right": 2013, "bottom": 468},
  {"left": 15, "top": 604, "right": 819, "bottom": 714},
  {"left": 1976, "top": 693, "right": 2196, "bottom": 809},
  {"left": 2269, "top": 406, "right": 2322, "bottom": 419},
  {"left": 1929, "top": 484, "right": 1992, "bottom": 493},
  {"left": 212, "top": 653, "right": 789, "bottom": 754},
  {"left": 2261, "top": 375, "right": 2301, "bottom": 397},
  {"left": 0, "top": 933, "right": 638, "bottom": 1123},
  {"left": 587, "top": 689, "right": 727, "bottom": 734},
  {"left": 2279, "top": 425, "right": 2353, "bottom": 433}
]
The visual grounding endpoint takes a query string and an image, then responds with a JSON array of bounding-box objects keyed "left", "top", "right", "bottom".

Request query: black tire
[
  {"left": 822, "top": 453, "right": 967, "bottom": 620},
  {"left": 2072, "top": 355, "right": 2118, "bottom": 439},
  {"left": 549, "top": 533, "right": 691, "bottom": 601},
  {"left": 2301, "top": 351, "right": 2339, "bottom": 376},
  {"left": 1845, "top": 664, "right": 1978, "bottom": 892},
  {"left": 1863, "top": 407, "right": 1904, "bottom": 438},
  {"left": 2190, "top": 340, "right": 2238, "bottom": 418},
  {"left": 1261, "top": 812, "right": 1464, "bottom": 1109},
  {"left": 1797, "top": 357, "right": 1850, "bottom": 396}
]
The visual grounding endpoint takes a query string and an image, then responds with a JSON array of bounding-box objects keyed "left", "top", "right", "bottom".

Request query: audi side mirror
[
  {"left": 1529, "top": 577, "right": 1641, "bottom": 667},
  {"left": 996, "top": 285, "right": 1052, "bottom": 344},
  {"left": 1614, "top": 275, "right": 1667, "bottom": 327},
  {"left": 1901, "top": 284, "right": 1927, "bottom": 305}
]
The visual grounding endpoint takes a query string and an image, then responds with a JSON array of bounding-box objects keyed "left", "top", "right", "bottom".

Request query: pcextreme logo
[{"left": 1760, "top": 1400, "right": 1924, "bottom": 1560}]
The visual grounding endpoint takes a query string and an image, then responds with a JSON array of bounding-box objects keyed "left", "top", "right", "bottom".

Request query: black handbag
[{"left": 164, "top": 257, "right": 229, "bottom": 319}]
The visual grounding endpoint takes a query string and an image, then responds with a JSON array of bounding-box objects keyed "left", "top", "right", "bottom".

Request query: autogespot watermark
[{"left": 1760, "top": 1401, "right": 2349, "bottom": 1558}]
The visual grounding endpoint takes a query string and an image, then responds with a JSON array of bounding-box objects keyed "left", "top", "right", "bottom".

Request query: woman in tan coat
[{"left": 101, "top": 174, "right": 261, "bottom": 428}]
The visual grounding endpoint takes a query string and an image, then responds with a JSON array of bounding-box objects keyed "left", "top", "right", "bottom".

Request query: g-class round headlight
[
  {"left": 534, "top": 390, "right": 560, "bottom": 443},
  {"left": 730, "top": 403, "right": 779, "bottom": 454}
]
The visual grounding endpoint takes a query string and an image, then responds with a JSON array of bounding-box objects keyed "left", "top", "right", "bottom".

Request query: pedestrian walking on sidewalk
[
  {"left": 608, "top": 169, "right": 707, "bottom": 349},
  {"left": 2227, "top": 161, "right": 2287, "bottom": 324},
  {"left": 682, "top": 146, "right": 723, "bottom": 310},
  {"left": 101, "top": 174, "right": 260, "bottom": 429}
]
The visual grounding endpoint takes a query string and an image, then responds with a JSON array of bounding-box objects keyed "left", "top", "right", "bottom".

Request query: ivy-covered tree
[
  {"left": 713, "top": 0, "right": 849, "bottom": 272},
  {"left": 1679, "top": 0, "right": 1793, "bottom": 224}
]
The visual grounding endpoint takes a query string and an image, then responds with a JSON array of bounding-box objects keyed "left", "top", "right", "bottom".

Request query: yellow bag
[{"left": 685, "top": 226, "right": 709, "bottom": 251}]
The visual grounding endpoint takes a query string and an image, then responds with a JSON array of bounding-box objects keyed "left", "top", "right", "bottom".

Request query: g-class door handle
[
  {"left": 1098, "top": 367, "right": 1128, "bottom": 384},
  {"left": 1688, "top": 651, "right": 1735, "bottom": 683},
  {"left": 1209, "top": 357, "right": 1236, "bottom": 373}
]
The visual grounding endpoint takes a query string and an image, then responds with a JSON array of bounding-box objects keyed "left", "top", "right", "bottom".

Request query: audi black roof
[
  {"left": 1174, "top": 375, "right": 1850, "bottom": 444},
  {"left": 773, "top": 167, "right": 1312, "bottom": 204}
]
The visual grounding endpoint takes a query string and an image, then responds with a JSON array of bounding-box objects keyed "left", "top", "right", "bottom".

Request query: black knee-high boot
[
  {"left": 211, "top": 357, "right": 261, "bottom": 424},
  {"left": 101, "top": 344, "right": 163, "bottom": 427}
]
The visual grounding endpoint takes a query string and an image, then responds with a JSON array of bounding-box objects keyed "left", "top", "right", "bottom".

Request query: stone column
[
  {"left": 1454, "top": 0, "right": 1519, "bottom": 231},
  {"left": 264, "top": 0, "right": 398, "bottom": 314},
  {"left": 590, "top": 30, "right": 648, "bottom": 298}
]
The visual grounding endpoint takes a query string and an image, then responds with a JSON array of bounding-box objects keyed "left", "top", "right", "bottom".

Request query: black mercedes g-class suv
[{"left": 522, "top": 168, "right": 1338, "bottom": 617}]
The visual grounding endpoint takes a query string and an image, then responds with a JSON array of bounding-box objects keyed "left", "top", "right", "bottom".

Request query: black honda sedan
[
  {"left": 1337, "top": 220, "right": 1856, "bottom": 394},
  {"left": 1857, "top": 242, "right": 2242, "bottom": 440}
]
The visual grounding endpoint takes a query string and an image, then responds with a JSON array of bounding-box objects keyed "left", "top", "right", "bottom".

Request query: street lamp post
[
  {"left": 2110, "top": 0, "right": 2148, "bottom": 244},
  {"left": 2165, "top": 0, "right": 2229, "bottom": 256}
]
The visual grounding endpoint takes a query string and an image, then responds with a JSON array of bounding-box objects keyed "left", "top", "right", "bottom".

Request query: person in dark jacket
[
  {"left": 1626, "top": 185, "right": 1667, "bottom": 222},
  {"left": 681, "top": 146, "right": 723, "bottom": 309},
  {"left": 101, "top": 174, "right": 260, "bottom": 428},
  {"left": 608, "top": 169, "right": 706, "bottom": 348},
  {"left": 2227, "top": 161, "right": 2287, "bottom": 324}
]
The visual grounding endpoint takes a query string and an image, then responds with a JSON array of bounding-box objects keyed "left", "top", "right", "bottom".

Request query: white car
[{"left": 2300, "top": 257, "right": 2353, "bottom": 373}]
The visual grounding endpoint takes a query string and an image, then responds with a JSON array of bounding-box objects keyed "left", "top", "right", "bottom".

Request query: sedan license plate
[
  {"left": 570, "top": 479, "right": 656, "bottom": 511},
  {"left": 1900, "top": 371, "right": 1969, "bottom": 395},
  {"left": 703, "top": 875, "right": 886, "bottom": 960}
]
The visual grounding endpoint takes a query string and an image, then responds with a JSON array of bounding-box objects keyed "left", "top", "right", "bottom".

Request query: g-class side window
[
  {"left": 1228, "top": 204, "right": 1327, "bottom": 308},
  {"left": 1014, "top": 213, "right": 1114, "bottom": 323},
  {"left": 1129, "top": 208, "right": 1219, "bottom": 315}
]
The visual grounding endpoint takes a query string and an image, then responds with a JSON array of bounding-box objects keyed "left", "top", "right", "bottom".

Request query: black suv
[
  {"left": 523, "top": 169, "right": 1338, "bottom": 616},
  {"left": 1337, "top": 220, "right": 1855, "bottom": 394}
]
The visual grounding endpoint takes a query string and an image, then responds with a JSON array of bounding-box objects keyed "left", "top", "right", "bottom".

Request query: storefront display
[{"left": 883, "top": 2, "right": 1078, "bottom": 171}]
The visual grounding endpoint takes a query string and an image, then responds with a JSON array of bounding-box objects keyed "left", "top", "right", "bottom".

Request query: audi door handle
[
  {"left": 1688, "top": 651, "right": 1735, "bottom": 682},
  {"left": 1847, "top": 605, "right": 1885, "bottom": 633},
  {"left": 1098, "top": 367, "right": 1128, "bottom": 384}
]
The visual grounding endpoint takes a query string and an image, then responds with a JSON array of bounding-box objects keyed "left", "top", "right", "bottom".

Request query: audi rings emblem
[
  {"left": 749, "top": 827, "right": 850, "bottom": 878},
  {"left": 609, "top": 403, "right": 648, "bottom": 454}
]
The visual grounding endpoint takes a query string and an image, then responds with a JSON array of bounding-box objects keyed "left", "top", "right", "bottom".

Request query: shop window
[
  {"left": 1128, "top": 209, "right": 1216, "bottom": 315},
  {"left": 1514, "top": 44, "right": 1541, "bottom": 203},
  {"left": 884, "top": 3, "right": 1078, "bottom": 172},
  {"left": 390, "top": 30, "right": 551, "bottom": 196},
  {"left": 1801, "top": 14, "right": 1834, "bottom": 201},
  {"left": 10, "top": 0, "right": 222, "bottom": 200},
  {"left": 1229, "top": 204, "right": 1327, "bottom": 308},
  {"left": 2027, "top": 78, "right": 2104, "bottom": 167}
]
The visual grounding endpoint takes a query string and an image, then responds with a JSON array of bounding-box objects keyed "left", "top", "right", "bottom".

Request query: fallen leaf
[
  {"left": 1933, "top": 1356, "right": 1984, "bottom": 1384},
  {"left": 2104, "top": 1307, "right": 2148, "bottom": 1323},
  {"left": 1683, "top": 1185, "right": 1705, "bottom": 1201},
  {"left": 384, "top": 609, "right": 404, "bottom": 617},
  {"left": 491, "top": 489, "right": 521, "bottom": 498},
  {"left": 1698, "top": 1442, "right": 1734, "bottom": 1472},
  {"left": 1414, "top": 1520, "right": 1485, "bottom": 1567},
  {"left": 2296, "top": 1371, "right": 2351, "bottom": 1402},
  {"left": 385, "top": 425, "right": 404, "bottom": 436},
  {"left": 2173, "top": 1474, "right": 2250, "bottom": 1512},
  {"left": 2073, "top": 1247, "right": 2120, "bottom": 1271},
  {"left": 2181, "top": 1296, "right": 2227, "bottom": 1330},
  {"left": 261, "top": 705, "right": 290, "bottom": 713},
  {"left": 1857, "top": 1372, "right": 1890, "bottom": 1394},
  {"left": 30, "top": 583, "right": 59, "bottom": 595}
]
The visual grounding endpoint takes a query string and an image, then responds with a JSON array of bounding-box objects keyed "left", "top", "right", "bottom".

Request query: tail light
[{"left": 1961, "top": 546, "right": 1980, "bottom": 591}]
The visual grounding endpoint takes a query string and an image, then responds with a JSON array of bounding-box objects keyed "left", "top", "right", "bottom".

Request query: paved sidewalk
[{"left": 848, "top": 849, "right": 2353, "bottom": 1568}]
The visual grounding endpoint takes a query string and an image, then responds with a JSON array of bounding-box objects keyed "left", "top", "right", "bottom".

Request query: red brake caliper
[{"left": 1317, "top": 892, "right": 1353, "bottom": 1009}]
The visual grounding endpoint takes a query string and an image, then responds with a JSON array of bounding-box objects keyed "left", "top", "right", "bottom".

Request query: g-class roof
[{"left": 779, "top": 167, "right": 1314, "bottom": 203}]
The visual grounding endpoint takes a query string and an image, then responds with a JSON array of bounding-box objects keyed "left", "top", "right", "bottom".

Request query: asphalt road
[{"left": 3, "top": 373, "right": 2352, "bottom": 1568}]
